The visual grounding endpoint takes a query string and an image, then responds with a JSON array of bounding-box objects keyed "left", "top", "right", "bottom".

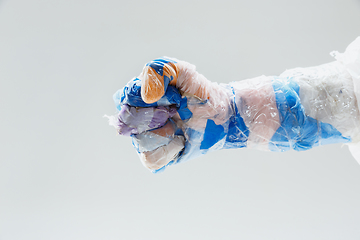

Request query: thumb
[{"left": 140, "top": 57, "right": 178, "bottom": 104}]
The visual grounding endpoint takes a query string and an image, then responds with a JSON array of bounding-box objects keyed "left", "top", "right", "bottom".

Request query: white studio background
[{"left": 1, "top": 0, "right": 360, "bottom": 239}]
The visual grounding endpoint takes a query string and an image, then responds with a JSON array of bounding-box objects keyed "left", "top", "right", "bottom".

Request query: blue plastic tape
[
  {"left": 145, "top": 57, "right": 177, "bottom": 92},
  {"left": 269, "top": 77, "right": 350, "bottom": 152},
  {"left": 199, "top": 86, "right": 249, "bottom": 150},
  {"left": 114, "top": 78, "right": 192, "bottom": 120}
]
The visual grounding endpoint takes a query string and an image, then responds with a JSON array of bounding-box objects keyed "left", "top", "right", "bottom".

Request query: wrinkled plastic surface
[{"left": 109, "top": 37, "right": 360, "bottom": 172}]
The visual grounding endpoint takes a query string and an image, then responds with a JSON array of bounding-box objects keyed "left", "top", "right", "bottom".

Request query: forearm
[{"left": 181, "top": 65, "right": 359, "bottom": 153}]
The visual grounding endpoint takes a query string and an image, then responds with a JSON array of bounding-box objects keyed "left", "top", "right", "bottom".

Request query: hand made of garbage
[{"left": 108, "top": 37, "right": 360, "bottom": 173}]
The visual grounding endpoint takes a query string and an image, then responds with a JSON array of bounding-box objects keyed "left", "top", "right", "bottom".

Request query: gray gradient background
[{"left": 1, "top": 0, "right": 360, "bottom": 239}]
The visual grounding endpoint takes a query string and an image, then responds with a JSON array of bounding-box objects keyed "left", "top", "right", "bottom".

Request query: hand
[{"left": 134, "top": 57, "right": 232, "bottom": 172}]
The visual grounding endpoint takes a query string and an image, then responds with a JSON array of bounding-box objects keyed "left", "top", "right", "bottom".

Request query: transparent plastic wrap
[{"left": 108, "top": 37, "right": 360, "bottom": 173}]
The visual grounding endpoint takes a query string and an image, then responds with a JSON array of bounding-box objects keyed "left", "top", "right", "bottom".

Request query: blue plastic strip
[
  {"left": 145, "top": 57, "right": 177, "bottom": 77},
  {"left": 114, "top": 78, "right": 157, "bottom": 108},
  {"left": 224, "top": 86, "right": 249, "bottom": 149},
  {"left": 200, "top": 119, "right": 226, "bottom": 150},
  {"left": 114, "top": 78, "right": 192, "bottom": 122},
  {"left": 199, "top": 86, "right": 249, "bottom": 150},
  {"left": 177, "top": 97, "right": 193, "bottom": 120},
  {"left": 145, "top": 57, "right": 177, "bottom": 92},
  {"left": 269, "top": 77, "right": 350, "bottom": 152}
]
